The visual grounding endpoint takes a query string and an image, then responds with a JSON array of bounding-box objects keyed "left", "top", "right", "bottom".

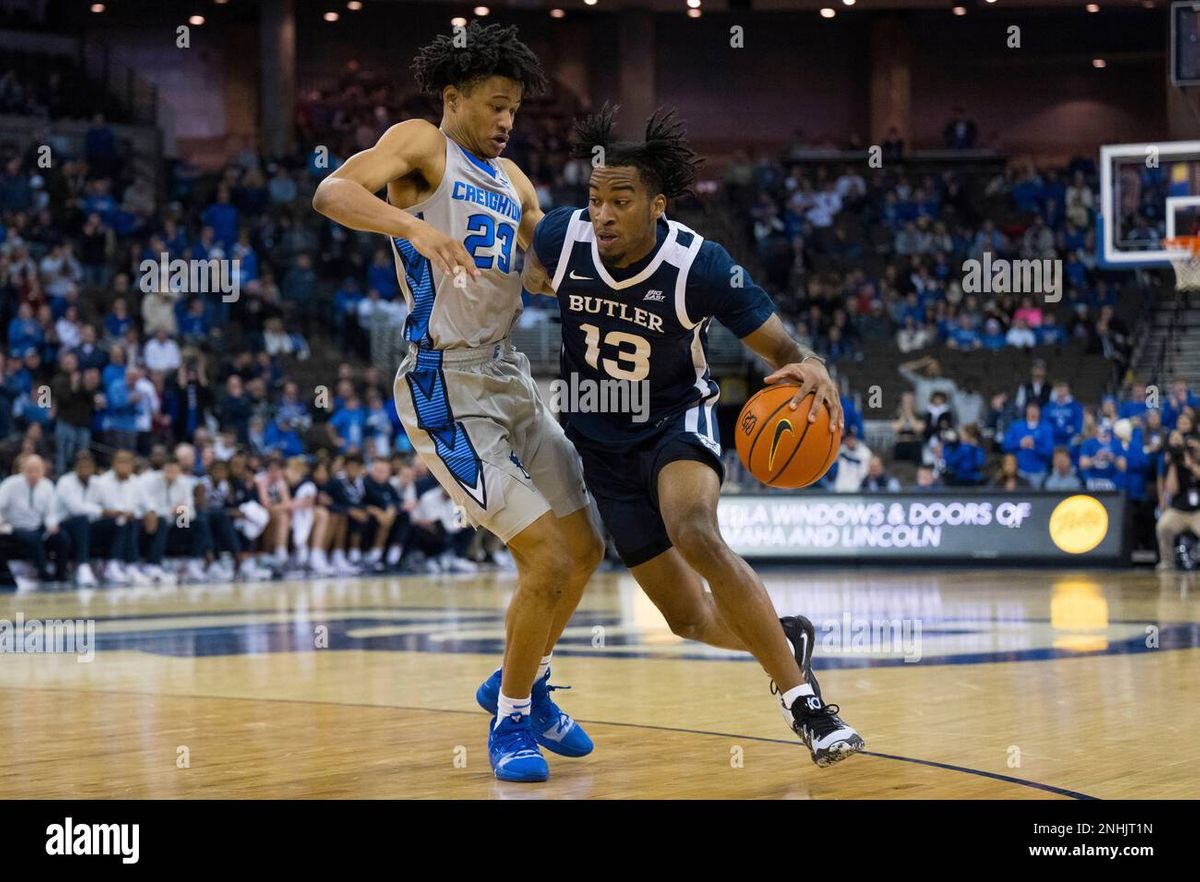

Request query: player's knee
[
  {"left": 668, "top": 514, "right": 724, "bottom": 567},
  {"left": 664, "top": 613, "right": 708, "bottom": 642},
  {"left": 519, "top": 541, "right": 576, "bottom": 593},
  {"left": 570, "top": 528, "right": 605, "bottom": 577}
]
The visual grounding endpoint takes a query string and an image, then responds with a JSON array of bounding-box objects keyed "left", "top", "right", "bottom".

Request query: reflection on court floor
[{"left": 1, "top": 568, "right": 1197, "bottom": 799}]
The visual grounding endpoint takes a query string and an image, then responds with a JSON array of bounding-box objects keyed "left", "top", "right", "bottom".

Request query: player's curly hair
[
  {"left": 569, "top": 104, "right": 703, "bottom": 200},
  {"left": 410, "top": 21, "right": 548, "bottom": 98}
]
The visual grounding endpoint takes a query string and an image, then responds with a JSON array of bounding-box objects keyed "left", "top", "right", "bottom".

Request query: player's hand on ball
[
  {"left": 409, "top": 220, "right": 480, "bottom": 281},
  {"left": 764, "top": 360, "right": 843, "bottom": 431}
]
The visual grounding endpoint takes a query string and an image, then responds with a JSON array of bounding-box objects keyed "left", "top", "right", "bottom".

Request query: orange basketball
[{"left": 734, "top": 384, "right": 841, "bottom": 489}]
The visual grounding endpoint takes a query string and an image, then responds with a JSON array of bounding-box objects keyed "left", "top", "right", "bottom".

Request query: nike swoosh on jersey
[{"left": 568, "top": 270, "right": 593, "bottom": 280}]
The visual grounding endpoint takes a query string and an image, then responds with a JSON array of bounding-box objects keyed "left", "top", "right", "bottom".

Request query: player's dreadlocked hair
[
  {"left": 569, "top": 104, "right": 703, "bottom": 200},
  {"left": 410, "top": 21, "right": 548, "bottom": 98}
]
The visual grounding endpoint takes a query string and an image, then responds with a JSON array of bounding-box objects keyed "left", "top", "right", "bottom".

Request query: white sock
[
  {"left": 781, "top": 683, "right": 815, "bottom": 709},
  {"left": 332, "top": 549, "right": 347, "bottom": 565},
  {"left": 275, "top": 545, "right": 288, "bottom": 563},
  {"left": 295, "top": 545, "right": 309, "bottom": 565},
  {"left": 312, "top": 548, "right": 328, "bottom": 567},
  {"left": 366, "top": 547, "right": 382, "bottom": 563},
  {"left": 386, "top": 545, "right": 402, "bottom": 565},
  {"left": 348, "top": 548, "right": 361, "bottom": 563},
  {"left": 537, "top": 653, "right": 552, "bottom": 682},
  {"left": 495, "top": 692, "right": 532, "bottom": 727}
]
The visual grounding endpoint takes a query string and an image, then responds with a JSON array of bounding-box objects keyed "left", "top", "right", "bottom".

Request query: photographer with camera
[{"left": 1155, "top": 424, "right": 1200, "bottom": 572}]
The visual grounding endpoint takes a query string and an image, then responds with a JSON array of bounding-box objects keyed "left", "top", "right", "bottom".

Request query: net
[{"left": 1164, "top": 236, "right": 1200, "bottom": 290}]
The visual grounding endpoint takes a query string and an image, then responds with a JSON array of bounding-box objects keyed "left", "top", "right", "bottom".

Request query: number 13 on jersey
[{"left": 581, "top": 323, "right": 651, "bottom": 382}]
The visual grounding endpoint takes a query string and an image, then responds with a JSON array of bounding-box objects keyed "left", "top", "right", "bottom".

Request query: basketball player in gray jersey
[{"left": 313, "top": 22, "right": 604, "bottom": 782}]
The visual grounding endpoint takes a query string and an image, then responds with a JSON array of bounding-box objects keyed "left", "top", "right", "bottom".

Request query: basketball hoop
[{"left": 1164, "top": 236, "right": 1200, "bottom": 290}]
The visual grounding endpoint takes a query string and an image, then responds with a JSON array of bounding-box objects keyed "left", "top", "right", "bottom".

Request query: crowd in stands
[
  {"left": 0, "top": 65, "right": 507, "bottom": 588},
  {"left": 721, "top": 151, "right": 1135, "bottom": 377}
]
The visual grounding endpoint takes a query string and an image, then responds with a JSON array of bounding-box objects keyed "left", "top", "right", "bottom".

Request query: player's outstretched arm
[
  {"left": 520, "top": 248, "right": 555, "bottom": 297},
  {"left": 741, "top": 314, "right": 843, "bottom": 431},
  {"left": 500, "top": 159, "right": 555, "bottom": 297},
  {"left": 312, "top": 120, "right": 478, "bottom": 279},
  {"left": 499, "top": 158, "right": 543, "bottom": 252}
]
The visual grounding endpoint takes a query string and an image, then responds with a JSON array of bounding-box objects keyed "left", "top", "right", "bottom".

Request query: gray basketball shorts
[{"left": 393, "top": 339, "right": 590, "bottom": 543}]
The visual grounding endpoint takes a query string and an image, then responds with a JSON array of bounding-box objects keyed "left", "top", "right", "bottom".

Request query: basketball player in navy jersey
[
  {"left": 523, "top": 107, "right": 864, "bottom": 766},
  {"left": 314, "top": 23, "right": 604, "bottom": 782}
]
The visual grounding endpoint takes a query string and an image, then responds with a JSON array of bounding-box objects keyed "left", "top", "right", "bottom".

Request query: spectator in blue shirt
[
  {"left": 264, "top": 415, "right": 305, "bottom": 458},
  {"left": 945, "top": 424, "right": 986, "bottom": 485},
  {"left": 217, "top": 374, "right": 254, "bottom": 441},
  {"left": 178, "top": 298, "right": 210, "bottom": 346},
  {"left": 1118, "top": 381, "right": 1150, "bottom": 422},
  {"left": 202, "top": 185, "right": 240, "bottom": 248},
  {"left": 1161, "top": 379, "right": 1200, "bottom": 430},
  {"left": 364, "top": 388, "right": 395, "bottom": 458},
  {"left": 103, "top": 366, "right": 140, "bottom": 450},
  {"left": 367, "top": 248, "right": 400, "bottom": 301},
  {"left": 1035, "top": 312, "right": 1066, "bottom": 347},
  {"left": 1118, "top": 421, "right": 1148, "bottom": 502},
  {"left": 101, "top": 345, "right": 127, "bottom": 389},
  {"left": 1079, "top": 421, "right": 1125, "bottom": 491},
  {"left": 6, "top": 302, "right": 41, "bottom": 357},
  {"left": 840, "top": 393, "right": 865, "bottom": 442},
  {"left": 1041, "top": 381, "right": 1084, "bottom": 447},
  {"left": 104, "top": 298, "right": 133, "bottom": 343},
  {"left": 1003, "top": 400, "right": 1054, "bottom": 483},
  {"left": 979, "top": 316, "right": 1007, "bottom": 350},
  {"left": 946, "top": 313, "right": 981, "bottom": 350},
  {"left": 328, "top": 392, "right": 367, "bottom": 454},
  {"left": 233, "top": 230, "right": 260, "bottom": 286}
]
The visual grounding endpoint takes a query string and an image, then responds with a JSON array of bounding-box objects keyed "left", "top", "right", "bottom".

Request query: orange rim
[{"left": 1164, "top": 236, "right": 1200, "bottom": 257}]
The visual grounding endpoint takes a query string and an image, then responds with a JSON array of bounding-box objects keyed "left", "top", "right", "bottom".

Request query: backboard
[{"left": 1099, "top": 140, "right": 1200, "bottom": 267}]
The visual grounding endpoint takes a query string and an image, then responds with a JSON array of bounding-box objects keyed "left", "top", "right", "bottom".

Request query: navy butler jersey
[{"left": 532, "top": 206, "right": 776, "bottom": 448}]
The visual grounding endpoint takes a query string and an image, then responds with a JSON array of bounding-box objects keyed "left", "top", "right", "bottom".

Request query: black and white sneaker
[
  {"left": 781, "top": 691, "right": 865, "bottom": 767},
  {"left": 778, "top": 615, "right": 821, "bottom": 698}
]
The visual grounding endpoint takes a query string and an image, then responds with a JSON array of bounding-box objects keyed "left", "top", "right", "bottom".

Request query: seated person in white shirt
[
  {"left": 90, "top": 449, "right": 151, "bottom": 585},
  {"left": 55, "top": 450, "right": 105, "bottom": 587},
  {"left": 401, "top": 482, "right": 476, "bottom": 574},
  {"left": 140, "top": 456, "right": 204, "bottom": 583},
  {"left": 0, "top": 454, "right": 70, "bottom": 583}
]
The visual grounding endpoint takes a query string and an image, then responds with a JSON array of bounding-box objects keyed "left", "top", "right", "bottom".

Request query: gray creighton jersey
[{"left": 389, "top": 131, "right": 525, "bottom": 350}]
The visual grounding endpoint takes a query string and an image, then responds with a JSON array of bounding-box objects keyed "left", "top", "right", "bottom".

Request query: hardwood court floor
[{"left": 0, "top": 567, "right": 1197, "bottom": 799}]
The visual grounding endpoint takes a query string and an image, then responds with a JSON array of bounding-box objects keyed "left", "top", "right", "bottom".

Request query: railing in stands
[{"left": 1149, "top": 290, "right": 1184, "bottom": 389}]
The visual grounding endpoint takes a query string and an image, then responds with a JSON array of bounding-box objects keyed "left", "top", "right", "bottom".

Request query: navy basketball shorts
[{"left": 567, "top": 411, "right": 726, "bottom": 569}]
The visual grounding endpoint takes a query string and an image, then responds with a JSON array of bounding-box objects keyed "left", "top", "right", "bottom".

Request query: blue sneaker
[
  {"left": 488, "top": 712, "right": 549, "bottom": 782},
  {"left": 476, "top": 669, "right": 594, "bottom": 758}
]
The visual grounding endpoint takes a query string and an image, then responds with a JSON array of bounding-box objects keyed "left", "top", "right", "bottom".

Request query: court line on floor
[{"left": 0, "top": 684, "right": 1097, "bottom": 800}]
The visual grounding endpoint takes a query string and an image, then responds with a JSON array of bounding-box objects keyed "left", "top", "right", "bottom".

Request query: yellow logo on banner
[{"left": 1048, "top": 495, "right": 1109, "bottom": 554}]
